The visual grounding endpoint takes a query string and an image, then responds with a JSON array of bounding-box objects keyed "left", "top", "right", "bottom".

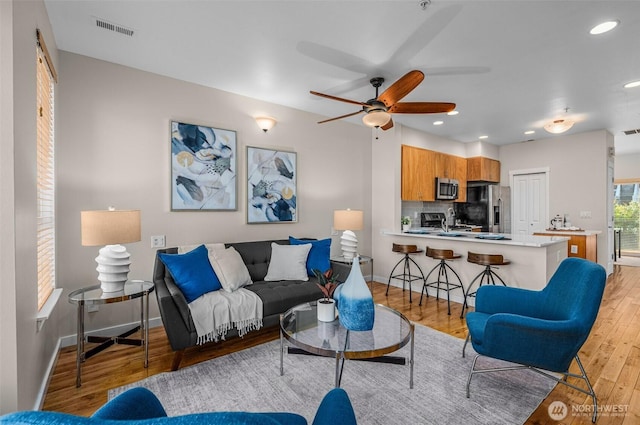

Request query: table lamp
[
  {"left": 81, "top": 208, "right": 141, "bottom": 292},
  {"left": 333, "top": 209, "right": 364, "bottom": 260}
]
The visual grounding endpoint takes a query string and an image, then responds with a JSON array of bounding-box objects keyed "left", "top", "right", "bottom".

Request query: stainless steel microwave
[{"left": 435, "top": 177, "right": 459, "bottom": 200}]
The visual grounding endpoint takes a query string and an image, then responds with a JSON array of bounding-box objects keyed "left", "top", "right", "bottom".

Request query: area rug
[{"left": 111, "top": 324, "right": 556, "bottom": 424}]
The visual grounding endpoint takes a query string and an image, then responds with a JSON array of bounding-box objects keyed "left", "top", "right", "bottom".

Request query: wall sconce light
[
  {"left": 544, "top": 119, "right": 574, "bottom": 134},
  {"left": 255, "top": 117, "right": 277, "bottom": 133}
]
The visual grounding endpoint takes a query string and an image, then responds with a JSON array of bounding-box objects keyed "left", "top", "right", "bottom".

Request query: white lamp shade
[
  {"left": 333, "top": 209, "right": 364, "bottom": 231},
  {"left": 81, "top": 210, "right": 141, "bottom": 246}
]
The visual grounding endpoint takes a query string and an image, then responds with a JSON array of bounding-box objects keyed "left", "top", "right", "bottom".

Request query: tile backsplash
[{"left": 401, "top": 201, "right": 455, "bottom": 227}]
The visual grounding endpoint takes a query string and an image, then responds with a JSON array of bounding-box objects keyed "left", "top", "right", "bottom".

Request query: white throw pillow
[
  {"left": 264, "top": 243, "right": 312, "bottom": 281},
  {"left": 207, "top": 246, "right": 253, "bottom": 292}
]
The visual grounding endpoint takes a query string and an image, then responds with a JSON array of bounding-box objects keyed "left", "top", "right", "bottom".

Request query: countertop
[
  {"left": 533, "top": 229, "right": 602, "bottom": 236},
  {"left": 386, "top": 230, "right": 569, "bottom": 248}
]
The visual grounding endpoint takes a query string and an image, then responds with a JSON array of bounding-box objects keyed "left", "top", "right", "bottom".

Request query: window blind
[{"left": 36, "top": 31, "right": 56, "bottom": 311}]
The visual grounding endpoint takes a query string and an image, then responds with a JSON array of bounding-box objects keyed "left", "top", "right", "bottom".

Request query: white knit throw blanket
[{"left": 188, "top": 288, "right": 263, "bottom": 345}]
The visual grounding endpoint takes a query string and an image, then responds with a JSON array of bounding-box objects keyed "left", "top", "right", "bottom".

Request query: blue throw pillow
[
  {"left": 158, "top": 245, "right": 222, "bottom": 303},
  {"left": 289, "top": 237, "right": 331, "bottom": 277}
]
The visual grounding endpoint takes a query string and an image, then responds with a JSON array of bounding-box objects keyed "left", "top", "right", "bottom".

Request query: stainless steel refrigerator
[{"left": 454, "top": 184, "right": 511, "bottom": 233}]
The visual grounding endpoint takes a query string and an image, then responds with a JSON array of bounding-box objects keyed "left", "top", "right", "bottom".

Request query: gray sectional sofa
[{"left": 153, "top": 239, "right": 349, "bottom": 370}]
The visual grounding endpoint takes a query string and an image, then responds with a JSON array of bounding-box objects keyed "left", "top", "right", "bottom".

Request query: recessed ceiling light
[
  {"left": 479, "top": 135, "right": 488, "bottom": 140},
  {"left": 624, "top": 80, "right": 640, "bottom": 89},
  {"left": 524, "top": 130, "right": 535, "bottom": 135},
  {"left": 590, "top": 20, "right": 619, "bottom": 35},
  {"left": 433, "top": 120, "right": 444, "bottom": 125},
  {"left": 447, "top": 110, "right": 459, "bottom": 116}
]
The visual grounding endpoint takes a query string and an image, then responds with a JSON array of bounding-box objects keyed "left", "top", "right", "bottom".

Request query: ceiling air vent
[
  {"left": 623, "top": 128, "right": 640, "bottom": 135},
  {"left": 92, "top": 17, "right": 135, "bottom": 37}
]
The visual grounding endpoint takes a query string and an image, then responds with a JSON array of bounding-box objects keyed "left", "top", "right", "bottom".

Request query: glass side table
[
  {"left": 68, "top": 280, "right": 154, "bottom": 387},
  {"left": 330, "top": 255, "right": 374, "bottom": 290}
]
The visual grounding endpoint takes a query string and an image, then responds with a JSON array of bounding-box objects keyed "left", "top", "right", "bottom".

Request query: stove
[{"left": 421, "top": 212, "right": 446, "bottom": 228}]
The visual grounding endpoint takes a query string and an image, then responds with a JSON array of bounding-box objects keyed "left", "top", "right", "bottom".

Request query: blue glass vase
[{"left": 337, "top": 256, "right": 375, "bottom": 331}]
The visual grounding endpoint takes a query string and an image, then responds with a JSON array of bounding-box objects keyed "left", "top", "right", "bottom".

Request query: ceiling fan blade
[
  {"left": 317, "top": 110, "right": 364, "bottom": 124},
  {"left": 378, "top": 70, "right": 425, "bottom": 107},
  {"left": 389, "top": 102, "right": 456, "bottom": 114},
  {"left": 381, "top": 117, "right": 394, "bottom": 131},
  {"left": 310, "top": 91, "right": 369, "bottom": 107}
]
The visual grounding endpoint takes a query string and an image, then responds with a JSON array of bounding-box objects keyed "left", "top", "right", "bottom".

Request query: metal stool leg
[{"left": 386, "top": 255, "right": 406, "bottom": 296}]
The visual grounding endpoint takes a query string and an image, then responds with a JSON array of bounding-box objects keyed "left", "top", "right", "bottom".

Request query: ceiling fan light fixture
[
  {"left": 362, "top": 110, "right": 391, "bottom": 128},
  {"left": 544, "top": 119, "right": 574, "bottom": 134}
]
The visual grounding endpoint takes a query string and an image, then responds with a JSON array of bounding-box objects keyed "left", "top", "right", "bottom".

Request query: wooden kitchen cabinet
[
  {"left": 401, "top": 145, "right": 436, "bottom": 201},
  {"left": 401, "top": 145, "right": 466, "bottom": 202},
  {"left": 467, "top": 156, "right": 500, "bottom": 183}
]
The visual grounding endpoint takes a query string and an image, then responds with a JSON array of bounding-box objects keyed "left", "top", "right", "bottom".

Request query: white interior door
[{"left": 512, "top": 172, "right": 548, "bottom": 235}]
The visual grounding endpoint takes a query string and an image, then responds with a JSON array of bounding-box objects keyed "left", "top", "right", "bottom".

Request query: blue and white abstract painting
[
  {"left": 171, "top": 121, "right": 237, "bottom": 211},
  {"left": 247, "top": 146, "right": 297, "bottom": 223}
]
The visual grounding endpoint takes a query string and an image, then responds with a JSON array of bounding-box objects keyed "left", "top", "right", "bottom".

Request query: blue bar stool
[
  {"left": 420, "top": 247, "right": 464, "bottom": 315},
  {"left": 386, "top": 244, "right": 424, "bottom": 303}
]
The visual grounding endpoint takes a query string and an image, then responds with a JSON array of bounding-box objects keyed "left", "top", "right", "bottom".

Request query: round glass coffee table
[{"left": 279, "top": 302, "right": 414, "bottom": 388}]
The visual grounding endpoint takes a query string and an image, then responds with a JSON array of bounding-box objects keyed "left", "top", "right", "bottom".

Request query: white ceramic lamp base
[
  {"left": 95, "top": 244, "right": 131, "bottom": 292},
  {"left": 340, "top": 230, "right": 358, "bottom": 260}
]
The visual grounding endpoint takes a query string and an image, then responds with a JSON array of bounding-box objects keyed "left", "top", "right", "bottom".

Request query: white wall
[
  {"left": 1, "top": 0, "right": 61, "bottom": 413},
  {"left": 615, "top": 153, "right": 640, "bottom": 180},
  {"left": 499, "top": 130, "right": 613, "bottom": 266},
  {"left": 55, "top": 52, "right": 373, "bottom": 339},
  {"left": 370, "top": 124, "right": 471, "bottom": 283}
]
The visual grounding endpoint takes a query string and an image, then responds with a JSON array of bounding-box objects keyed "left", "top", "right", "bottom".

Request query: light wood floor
[{"left": 43, "top": 265, "right": 640, "bottom": 424}]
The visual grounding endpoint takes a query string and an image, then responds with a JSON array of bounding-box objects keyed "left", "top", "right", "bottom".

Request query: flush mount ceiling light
[
  {"left": 255, "top": 117, "right": 276, "bottom": 132},
  {"left": 362, "top": 110, "right": 391, "bottom": 128},
  {"left": 624, "top": 80, "right": 640, "bottom": 89},
  {"left": 544, "top": 119, "right": 574, "bottom": 134},
  {"left": 479, "top": 135, "right": 488, "bottom": 140},
  {"left": 590, "top": 20, "right": 619, "bottom": 35},
  {"left": 524, "top": 130, "right": 535, "bottom": 135},
  {"left": 433, "top": 120, "right": 444, "bottom": 126}
]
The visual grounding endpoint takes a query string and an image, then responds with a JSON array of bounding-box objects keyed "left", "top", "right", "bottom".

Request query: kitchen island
[{"left": 381, "top": 231, "right": 569, "bottom": 307}]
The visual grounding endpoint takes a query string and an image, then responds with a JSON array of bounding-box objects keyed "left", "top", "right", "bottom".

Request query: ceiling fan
[{"left": 310, "top": 70, "right": 456, "bottom": 131}]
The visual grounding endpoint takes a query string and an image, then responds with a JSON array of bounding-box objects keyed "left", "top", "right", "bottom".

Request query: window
[
  {"left": 36, "top": 30, "right": 56, "bottom": 310},
  {"left": 614, "top": 181, "right": 640, "bottom": 256}
]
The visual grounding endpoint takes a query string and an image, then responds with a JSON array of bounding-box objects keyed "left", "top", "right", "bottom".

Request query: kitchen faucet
[{"left": 442, "top": 208, "right": 455, "bottom": 232}]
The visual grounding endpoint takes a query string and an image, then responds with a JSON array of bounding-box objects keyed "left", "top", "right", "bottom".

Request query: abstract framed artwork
[
  {"left": 170, "top": 120, "right": 237, "bottom": 211},
  {"left": 246, "top": 146, "right": 297, "bottom": 223}
]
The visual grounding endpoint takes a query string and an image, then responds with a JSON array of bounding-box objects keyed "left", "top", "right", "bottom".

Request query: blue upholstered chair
[
  {"left": 0, "top": 386, "right": 357, "bottom": 425},
  {"left": 463, "top": 257, "right": 606, "bottom": 423}
]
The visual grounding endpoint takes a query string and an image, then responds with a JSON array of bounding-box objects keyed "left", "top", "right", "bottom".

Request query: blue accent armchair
[
  {"left": 0, "top": 387, "right": 357, "bottom": 425},
  {"left": 463, "top": 257, "right": 606, "bottom": 423}
]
